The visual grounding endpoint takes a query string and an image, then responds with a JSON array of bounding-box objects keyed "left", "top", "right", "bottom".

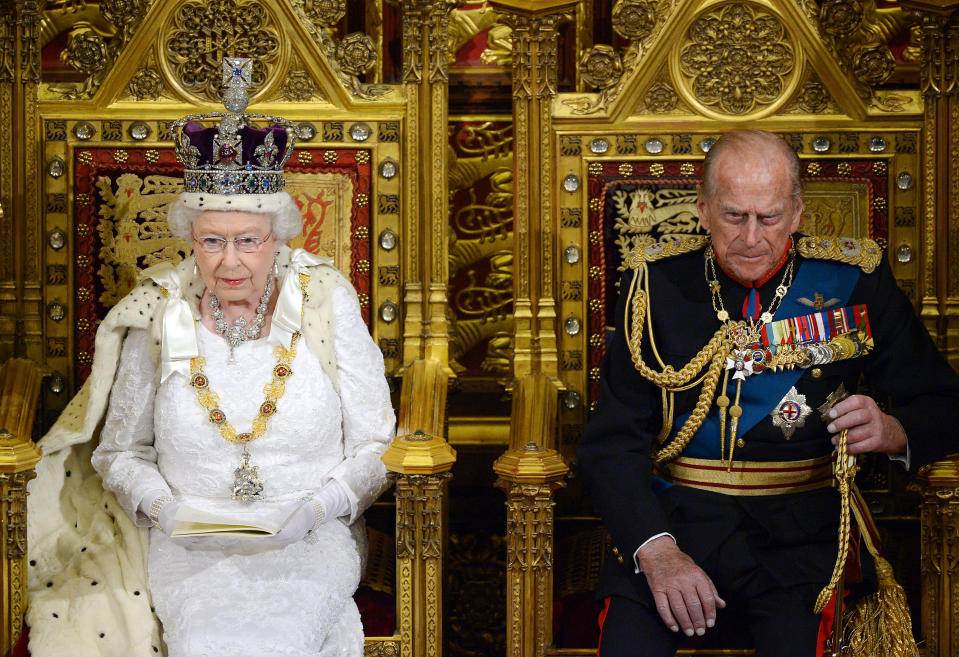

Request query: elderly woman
[{"left": 26, "top": 71, "right": 393, "bottom": 657}]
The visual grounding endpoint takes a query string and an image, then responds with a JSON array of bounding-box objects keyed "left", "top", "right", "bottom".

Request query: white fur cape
[{"left": 25, "top": 247, "right": 356, "bottom": 657}]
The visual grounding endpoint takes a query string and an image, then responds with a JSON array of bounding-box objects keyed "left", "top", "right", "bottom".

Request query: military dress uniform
[{"left": 578, "top": 235, "right": 959, "bottom": 657}]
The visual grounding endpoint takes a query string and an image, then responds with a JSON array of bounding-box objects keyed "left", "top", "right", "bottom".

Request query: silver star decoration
[{"left": 771, "top": 386, "right": 812, "bottom": 439}]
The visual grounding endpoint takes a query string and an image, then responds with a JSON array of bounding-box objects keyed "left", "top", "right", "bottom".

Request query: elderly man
[{"left": 578, "top": 129, "right": 959, "bottom": 657}]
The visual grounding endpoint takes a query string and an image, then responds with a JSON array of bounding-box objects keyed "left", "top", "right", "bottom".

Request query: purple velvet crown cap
[{"left": 182, "top": 121, "right": 289, "bottom": 170}]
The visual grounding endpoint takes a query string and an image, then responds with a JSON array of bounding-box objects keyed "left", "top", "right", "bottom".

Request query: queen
[{"left": 26, "top": 59, "right": 395, "bottom": 657}]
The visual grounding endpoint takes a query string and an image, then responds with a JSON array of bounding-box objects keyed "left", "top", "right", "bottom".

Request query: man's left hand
[{"left": 826, "top": 394, "right": 906, "bottom": 456}]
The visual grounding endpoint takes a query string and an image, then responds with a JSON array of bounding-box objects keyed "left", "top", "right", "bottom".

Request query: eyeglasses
[{"left": 192, "top": 231, "right": 273, "bottom": 254}]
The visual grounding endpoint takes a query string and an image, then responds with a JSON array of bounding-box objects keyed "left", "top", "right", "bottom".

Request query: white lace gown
[{"left": 92, "top": 287, "right": 395, "bottom": 657}]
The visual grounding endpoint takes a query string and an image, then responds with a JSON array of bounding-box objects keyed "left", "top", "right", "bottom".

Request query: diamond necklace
[{"left": 209, "top": 274, "right": 274, "bottom": 362}]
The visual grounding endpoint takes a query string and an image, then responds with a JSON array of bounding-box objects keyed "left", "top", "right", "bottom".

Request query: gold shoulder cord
[{"left": 622, "top": 264, "right": 733, "bottom": 465}]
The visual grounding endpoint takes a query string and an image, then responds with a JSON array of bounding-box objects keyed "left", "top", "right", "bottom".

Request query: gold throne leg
[
  {"left": 495, "top": 372, "right": 569, "bottom": 657},
  {"left": 919, "top": 457, "right": 959, "bottom": 657},
  {"left": 0, "top": 359, "right": 44, "bottom": 655},
  {"left": 383, "top": 359, "right": 456, "bottom": 657}
]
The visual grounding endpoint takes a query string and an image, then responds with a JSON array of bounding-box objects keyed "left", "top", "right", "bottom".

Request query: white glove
[
  {"left": 261, "top": 480, "right": 351, "bottom": 548},
  {"left": 139, "top": 489, "right": 179, "bottom": 536},
  {"left": 264, "top": 499, "right": 321, "bottom": 547}
]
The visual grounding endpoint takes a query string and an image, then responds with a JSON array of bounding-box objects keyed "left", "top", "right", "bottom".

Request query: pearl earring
[
  {"left": 193, "top": 255, "right": 198, "bottom": 277},
  {"left": 273, "top": 253, "right": 279, "bottom": 278}
]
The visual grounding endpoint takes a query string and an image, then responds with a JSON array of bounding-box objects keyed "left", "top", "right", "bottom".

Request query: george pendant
[{"left": 232, "top": 449, "right": 264, "bottom": 502}]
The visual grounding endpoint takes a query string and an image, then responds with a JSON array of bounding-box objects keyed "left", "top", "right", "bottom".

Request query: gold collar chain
[
  {"left": 704, "top": 243, "right": 797, "bottom": 467},
  {"left": 189, "top": 332, "right": 301, "bottom": 502},
  {"left": 704, "top": 243, "right": 796, "bottom": 328}
]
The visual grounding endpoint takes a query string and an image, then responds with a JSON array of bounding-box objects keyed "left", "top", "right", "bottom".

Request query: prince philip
[{"left": 579, "top": 129, "right": 959, "bottom": 657}]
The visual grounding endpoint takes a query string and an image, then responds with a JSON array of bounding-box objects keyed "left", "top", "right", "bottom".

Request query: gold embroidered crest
[
  {"left": 624, "top": 235, "right": 710, "bottom": 269},
  {"left": 796, "top": 236, "right": 883, "bottom": 274}
]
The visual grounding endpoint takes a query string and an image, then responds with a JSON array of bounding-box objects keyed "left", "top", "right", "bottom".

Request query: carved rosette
[
  {"left": 301, "top": 0, "right": 347, "bottom": 26},
  {"left": 336, "top": 33, "right": 377, "bottom": 77},
  {"left": 165, "top": 0, "right": 281, "bottom": 101},
  {"left": 644, "top": 80, "right": 679, "bottom": 113},
  {"left": 612, "top": 0, "right": 657, "bottom": 41},
  {"left": 99, "top": 0, "right": 147, "bottom": 28},
  {"left": 63, "top": 30, "right": 109, "bottom": 75},
  {"left": 675, "top": 3, "right": 798, "bottom": 117},
  {"left": 820, "top": 0, "right": 864, "bottom": 38},
  {"left": 580, "top": 44, "right": 623, "bottom": 91},
  {"left": 281, "top": 69, "right": 316, "bottom": 101},
  {"left": 852, "top": 45, "right": 896, "bottom": 87},
  {"left": 797, "top": 80, "right": 830, "bottom": 113},
  {"left": 126, "top": 67, "right": 164, "bottom": 100}
]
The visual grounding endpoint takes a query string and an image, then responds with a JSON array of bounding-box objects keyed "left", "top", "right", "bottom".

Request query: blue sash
[{"left": 671, "top": 259, "right": 861, "bottom": 460}]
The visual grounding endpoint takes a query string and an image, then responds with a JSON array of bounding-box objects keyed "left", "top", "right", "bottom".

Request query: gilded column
[
  {"left": 493, "top": 372, "right": 569, "bottom": 657},
  {"left": 0, "top": 358, "right": 44, "bottom": 654},
  {"left": 903, "top": 1, "right": 959, "bottom": 368},
  {"left": 398, "top": 1, "right": 461, "bottom": 373},
  {"left": 918, "top": 460, "right": 959, "bottom": 657},
  {"left": 489, "top": 0, "right": 575, "bottom": 383},
  {"left": 382, "top": 360, "right": 456, "bottom": 657},
  {"left": 1, "top": 1, "right": 42, "bottom": 363}
]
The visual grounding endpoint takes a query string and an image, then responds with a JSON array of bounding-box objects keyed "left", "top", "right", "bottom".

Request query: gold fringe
[{"left": 844, "top": 556, "right": 919, "bottom": 657}]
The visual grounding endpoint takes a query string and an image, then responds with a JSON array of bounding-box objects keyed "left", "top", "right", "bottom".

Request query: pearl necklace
[{"left": 209, "top": 274, "right": 274, "bottom": 362}]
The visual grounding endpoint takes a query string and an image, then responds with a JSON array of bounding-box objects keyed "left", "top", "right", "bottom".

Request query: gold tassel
[{"left": 843, "top": 556, "right": 919, "bottom": 657}]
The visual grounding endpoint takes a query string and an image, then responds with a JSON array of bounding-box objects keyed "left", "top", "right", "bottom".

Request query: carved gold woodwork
[
  {"left": 671, "top": 3, "right": 801, "bottom": 119},
  {"left": 494, "top": 372, "right": 568, "bottom": 657},
  {"left": 1, "top": 2, "right": 43, "bottom": 364},
  {"left": 918, "top": 456, "right": 959, "bottom": 657},
  {"left": 384, "top": 358, "right": 456, "bottom": 657},
  {"left": 164, "top": 0, "right": 283, "bottom": 102},
  {"left": 489, "top": 0, "right": 575, "bottom": 386},
  {"left": 398, "top": 0, "right": 461, "bottom": 373},
  {"left": 0, "top": 358, "right": 45, "bottom": 655},
  {"left": 902, "top": 0, "right": 959, "bottom": 369},
  {"left": 449, "top": 120, "right": 514, "bottom": 376}
]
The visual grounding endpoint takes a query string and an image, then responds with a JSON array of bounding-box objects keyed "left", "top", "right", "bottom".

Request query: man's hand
[
  {"left": 826, "top": 394, "right": 906, "bottom": 455},
  {"left": 636, "top": 535, "right": 726, "bottom": 637}
]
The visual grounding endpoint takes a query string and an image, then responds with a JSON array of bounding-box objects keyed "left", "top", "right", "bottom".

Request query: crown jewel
[{"left": 171, "top": 58, "right": 298, "bottom": 196}]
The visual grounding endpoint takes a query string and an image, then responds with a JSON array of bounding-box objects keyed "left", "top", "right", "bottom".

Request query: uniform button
[
  {"left": 811, "top": 368, "right": 823, "bottom": 379},
  {"left": 736, "top": 438, "right": 746, "bottom": 448}
]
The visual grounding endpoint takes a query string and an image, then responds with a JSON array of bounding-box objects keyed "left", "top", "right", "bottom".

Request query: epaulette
[
  {"left": 796, "top": 236, "right": 883, "bottom": 274},
  {"left": 625, "top": 235, "right": 710, "bottom": 269}
]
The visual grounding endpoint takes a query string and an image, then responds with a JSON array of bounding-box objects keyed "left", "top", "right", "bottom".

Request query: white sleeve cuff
[
  {"left": 885, "top": 416, "right": 910, "bottom": 470},
  {"left": 887, "top": 435, "right": 911, "bottom": 470},
  {"left": 633, "top": 532, "right": 677, "bottom": 574}
]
